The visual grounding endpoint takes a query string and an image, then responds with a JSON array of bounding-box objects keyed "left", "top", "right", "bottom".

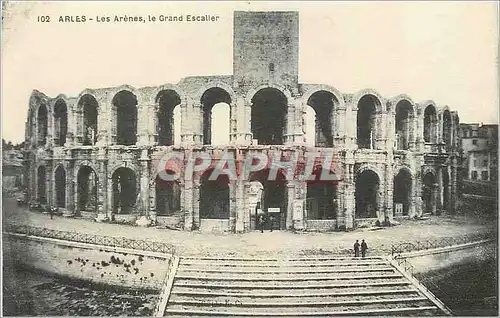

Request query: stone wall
[{"left": 4, "top": 234, "right": 171, "bottom": 290}]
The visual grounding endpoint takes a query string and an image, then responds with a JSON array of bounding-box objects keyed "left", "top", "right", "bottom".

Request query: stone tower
[{"left": 233, "top": 11, "right": 299, "bottom": 93}]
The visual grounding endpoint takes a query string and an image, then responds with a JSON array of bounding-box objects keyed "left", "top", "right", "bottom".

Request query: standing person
[
  {"left": 269, "top": 214, "right": 274, "bottom": 232},
  {"left": 353, "top": 240, "right": 360, "bottom": 257},
  {"left": 49, "top": 207, "right": 54, "bottom": 220},
  {"left": 258, "top": 214, "right": 264, "bottom": 233},
  {"left": 361, "top": 239, "right": 368, "bottom": 258}
]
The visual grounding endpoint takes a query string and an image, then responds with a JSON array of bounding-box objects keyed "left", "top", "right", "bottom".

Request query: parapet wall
[{"left": 4, "top": 233, "right": 172, "bottom": 290}]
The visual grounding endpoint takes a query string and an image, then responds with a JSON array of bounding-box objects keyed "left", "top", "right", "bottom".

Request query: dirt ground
[{"left": 2, "top": 197, "right": 496, "bottom": 257}]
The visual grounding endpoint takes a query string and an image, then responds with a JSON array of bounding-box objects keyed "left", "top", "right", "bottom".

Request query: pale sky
[{"left": 2, "top": 1, "right": 498, "bottom": 144}]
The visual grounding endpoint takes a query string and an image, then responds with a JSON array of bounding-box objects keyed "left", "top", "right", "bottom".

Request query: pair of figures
[{"left": 353, "top": 239, "right": 368, "bottom": 257}]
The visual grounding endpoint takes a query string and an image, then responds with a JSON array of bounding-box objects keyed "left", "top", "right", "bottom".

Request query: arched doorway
[
  {"left": 77, "top": 166, "right": 98, "bottom": 213},
  {"left": 156, "top": 90, "right": 181, "bottom": 146},
  {"left": 54, "top": 100, "right": 68, "bottom": 146},
  {"left": 422, "top": 172, "right": 436, "bottom": 214},
  {"left": 156, "top": 174, "right": 181, "bottom": 216},
  {"left": 113, "top": 91, "right": 138, "bottom": 146},
  {"left": 199, "top": 168, "right": 230, "bottom": 219},
  {"left": 395, "top": 100, "right": 413, "bottom": 150},
  {"left": 306, "top": 91, "right": 338, "bottom": 147},
  {"left": 37, "top": 165, "right": 46, "bottom": 204},
  {"left": 357, "top": 95, "right": 379, "bottom": 149},
  {"left": 112, "top": 167, "right": 137, "bottom": 214},
  {"left": 393, "top": 169, "right": 412, "bottom": 216},
  {"left": 355, "top": 169, "right": 380, "bottom": 218},
  {"left": 79, "top": 95, "right": 99, "bottom": 146},
  {"left": 201, "top": 88, "right": 231, "bottom": 145},
  {"left": 249, "top": 168, "right": 287, "bottom": 230},
  {"left": 37, "top": 105, "right": 48, "bottom": 146},
  {"left": 306, "top": 167, "right": 338, "bottom": 220},
  {"left": 54, "top": 166, "right": 66, "bottom": 208},
  {"left": 251, "top": 88, "right": 287, "bottom": 145},
  {"left": 423, "top": 105, "right": 437, "bottom": 143}
]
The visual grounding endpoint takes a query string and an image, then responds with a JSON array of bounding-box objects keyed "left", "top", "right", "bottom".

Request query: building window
[
  {"left": 473, "top": 159, "right": 477, "bottom": 167},
  {"left": 481, "top": 171, "right": 489, "bottom": 181},
  {"left": 471, "top": 171, "right": 478, "bottom": 180},
  {"left": 472, "top": 139, "right": 478, "bottom": 145},
  {"left": 483, "top": 159, "right": 488, "bottom": 167}
]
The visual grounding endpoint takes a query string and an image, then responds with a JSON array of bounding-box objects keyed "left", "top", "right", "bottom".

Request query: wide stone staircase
[{"left": 163, "top": 256, "right": 446, "bottom": 317}]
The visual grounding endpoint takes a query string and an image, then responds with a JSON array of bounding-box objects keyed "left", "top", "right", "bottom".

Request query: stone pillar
[
  {"left": 451, "top": 158, "right": 458, "bottom": 214},
  {"left": 229, "top": 102, "right": 237, "bottom": 144},
  {"left": 334, "top": 108, "right": 346, "bottom": 148},
  {"left": 377, "top": 174, "right": 385, "bottom": 224},
  {"left": 97, "top": 148, "right": 108, "bottom": 221},
  {"left": 149, "top": 174, "right": 157, "bottom": 224},
  {"left": 139, "top": 149, "right": 150, "bottom": 222},
  {"left": 284, "top": 99, "right": 296, "bottom": 145},
  {"left": 286, "top": 182, "right": 295, "bottom": 230},
  {"left": 45, "top": 158, "right": 53, "bottom": 206},
  {"left": 66, "top": 102, "right": 76, "bottom": 146},
  {"left": 193, "top": 103, "right": 203, "bottom": 146},
  {"left": 385, "top": 163, "right": 394, "bottom": 223},
  {"left": 293, "top": 180, "right": 307, "bottom": 230},
  {"left": 193, "top": 184, "right": 200, "bottom": 229},
  {"left": 344, "top": 162, "right": 355, "bottom": 230},
  {"left": 244, "top": 97, "right": 253, "bottom": 144},
  {"left": 437, "top": 167, "right": 443, "bottom": 213},
  {"left": 136, "top": 101, "right": 150, "bottom": 145},
  {"left": 235, "top": 178, "right": 245, "bottom": 233},
  {"left": 180, "top": 99, "right": 193, "bottom": 145},
  {"left": 183, "top": 178, "right": 194, "bottom": 230},
  {"left": 64, "top": 158, "right": 75, "bottom": 216},
  {"left": 97, "top": 98, "right": 110, "bottom": 146},
  {"left": 408, "top": 175, "right": 417, "bottom": 218}
]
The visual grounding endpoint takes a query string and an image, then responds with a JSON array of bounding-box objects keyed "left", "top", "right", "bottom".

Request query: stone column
[
  {"left": 408, "top": 175, "right": 417, "bottom": 218},
  {"left": 377, "top": 174, "right": 385, "bottom": 224},
  {"left": 229, "top": 102, "right": 237, "bottom": 144},
  {"left": 235, "top": 178, "right": 245, "bottom": 233},
  {"left": 149, "top": 174, "right": 157, "bottom": 224},
  {"left": 138, "top": 149, "right": 150, "bottom": 224},
  {"left": 97, "top": 97, "right": 110, "bottom": 146},
  {"left": 283, "top": 98, "right": 295, "bottom": 145},
  {"left": 451, "top": 158, "right": 458, "bottom": 214},
  {"left": 96, "top": 148, "right": 109, "bottom": 221},
  {"left": 136, "top": 100, "right": 150, "bottom": 145},
  {"left": 294, "top": 180, "right": 306, "bottom": 230},
  {"left": 45, "top": 158, "right": 53, "bottom": 206},
  {"left": 243, "top": 183, "right": 252, "bottom": 231},
  {"left": 180, "top": 98, "right": 193, "bottom": 145},
  {"left": 64, "top": 157, "right": 75, "bottom": 217},
  {"left": 193, "top": 103, "right": 203, "bottom": 146},
  {"left": 437, "top": 167, "right": 443, "bottom": 213},
  {"left": 286, "top": 182, "right": 295, "bottom": 230},
  {"left": 244, "top": 97, "right": 253, "bottom": 144},
  {"left": 66, "top": 102, "right": 76, "bottom": 146},
  {"left": 344, "top": 162, "right": 355, "bottom": 230},
  {"left": 183, "top": 178, "right": 194, "bottom": 231},
  {"left": 385, "top": 163, "right": 394, "bottom": 223},
  {"left": 193, "top": 184, "right": 200, "bottom": 229}
]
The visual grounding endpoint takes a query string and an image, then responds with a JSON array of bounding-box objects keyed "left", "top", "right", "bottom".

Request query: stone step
[
  {"left": 178, "top": 265, "right": 394, "bottom": 273},
  {"left": 179, "top": 259, "right": 387, "bottom": 267},
  {"left": 173, "top": 279, "right": 411, "bottom": 289},
  {"left": 175, "top": 273, "right": 403, "bottom": 281},
  {"left": 181, "top": 256, "right": 384, "bottom": 261},
  {"left": 171, "top": 285, "right": 417, "bottom": 296},
  {"left": 170, "top": 290, "right": 423, "bottom": 304},
  {"left": 165, "top": 301, "right": 437, "bottom": 315}
]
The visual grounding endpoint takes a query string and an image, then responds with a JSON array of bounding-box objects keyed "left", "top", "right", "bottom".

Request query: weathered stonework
[{"left": 24, "top": 11, "right": 460, "bottom": 233}]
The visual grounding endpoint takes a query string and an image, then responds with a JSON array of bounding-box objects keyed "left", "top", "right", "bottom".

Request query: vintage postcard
[{"left": 1, "top": 1, "right": 498, "bottom": 316}]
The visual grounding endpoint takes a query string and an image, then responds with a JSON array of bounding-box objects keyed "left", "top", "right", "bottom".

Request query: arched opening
[
  {"left": 79, "top": 95, "right": 98, "bottom": 146},
  {"left": 37, "top": 165, "right": 46, "bottom": 204},
  {"left": 304, "top": 106, "right": 316, "bottom": 146},
  {"left": 357, "top": 95, "right": 379, "bottom": 149},
  {"left": 442, "top": 110, "right": 452, "bottom": 147},
  {"left": 37, "top": 105, "right": 48, "bottom": 146},
  {"left": 199, "top": 168, "right": 230, "bottom": 219},
  {"left": 112, "top": 167, "right": 137, "bottom": 214},
  {"left": 442, "top": 168, "right": 450, "bottom": 212},
  {"left": 306, "top": 91, "right": 337, "bottom": 147},
  {"left": 355, "top": 169, "right": 379, "bottom": 218},
  {"left": 249, "top": 168, "right": 287, "bottom": 230},
  {"left": 422, "top": 172, "right": 436, "bottom": 214},
  {"left": 113, "top": 91, "right": 138, "bottom": 146},
  {"left": 424, "top": 105, "right": 437, "bottom": 143},
  {"left": 201, "top": 88, "right": 231, "bottom": 145},
  {"left": 395, "top": 100, "right": 413, "bottom": 150},
  {"left": 393, "top": 169, "right": 412, "bottom": 216},
  {"left": 156, "top": 174, "right": 181, "bottom": 216},
  {"left": 306, "top": 167, "right": 338, "bottom": 220},
  {"left": 156, "top": 90, "right": 181, "bottom": 146},
  {"left": 54, "top": 165, "right": 66, "bottom": 208},
  {"left": 251, "top": 88, "right": 287, "bottom": 145},
  {"left": 54, "top": 100, "right": 68, "bottom": 146},
  {"left": 77, "top": 166, "right": 98, "bottom": 213}
]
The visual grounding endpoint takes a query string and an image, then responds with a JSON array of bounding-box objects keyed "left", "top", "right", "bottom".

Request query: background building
[
  {"left": 459, "top": 123, "right": 498, "bottom": 182},
  {"left": 23, "top": 11, "right": 460, "bottom": 232}
]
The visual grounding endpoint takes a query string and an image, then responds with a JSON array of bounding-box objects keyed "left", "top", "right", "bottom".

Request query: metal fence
[
  {"left": 391, "top": 231, "right": 495, "bottom": 257},
  {"left": 5, "top": 223, "right": 176, "bottom": 255}
]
